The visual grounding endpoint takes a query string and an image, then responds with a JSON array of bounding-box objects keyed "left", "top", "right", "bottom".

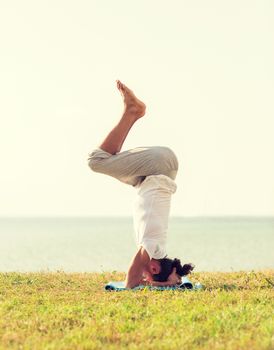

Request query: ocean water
[{"left": 0, "top": 217, "right": 273, "bottom": 273}]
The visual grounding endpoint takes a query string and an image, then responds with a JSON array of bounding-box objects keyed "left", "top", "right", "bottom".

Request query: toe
[
  {"left": 120, "top": 82, "right": 126, "bottom": 93},
  {"left": 117, "top": 81, "right": 124, "bottom": 92}
]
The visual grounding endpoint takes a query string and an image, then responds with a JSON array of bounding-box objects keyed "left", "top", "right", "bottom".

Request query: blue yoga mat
[{"left": 105, "top": 276, "right": 203, "bottom": 291}]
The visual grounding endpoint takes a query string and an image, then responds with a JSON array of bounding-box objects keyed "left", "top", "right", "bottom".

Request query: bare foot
[{"left": 116, "top": 80, "right": 146, "bottom": 118}]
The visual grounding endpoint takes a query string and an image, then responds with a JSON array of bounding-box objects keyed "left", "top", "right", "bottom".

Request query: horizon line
[{"left": 0, "top": 215, "right": 273, "bottom": 219}]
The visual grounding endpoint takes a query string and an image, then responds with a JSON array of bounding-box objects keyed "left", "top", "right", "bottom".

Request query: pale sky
[{"left": 0, "top": 0, "right": 273, "bottom": 217}]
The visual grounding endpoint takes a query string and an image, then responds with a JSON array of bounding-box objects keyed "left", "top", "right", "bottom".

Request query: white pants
[{"left": 88, "top": 146, "right": 178, "bottom": 186}]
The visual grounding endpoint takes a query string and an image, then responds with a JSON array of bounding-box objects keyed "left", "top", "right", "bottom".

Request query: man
[{"left": 88, "top": 80, "right": 194, "bottom": 288}]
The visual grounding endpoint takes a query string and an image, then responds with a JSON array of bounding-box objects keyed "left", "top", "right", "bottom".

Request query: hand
[
  {"left": 142, "top": 271, "right": 153, "bottom": 282},
  {"left": 167, "top": 268, "right": 182, "bottom": 285}
]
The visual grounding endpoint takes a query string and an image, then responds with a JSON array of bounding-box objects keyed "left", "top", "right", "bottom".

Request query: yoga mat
[{"left": 105, "top": 276, "right": 203, "bottom": 291}]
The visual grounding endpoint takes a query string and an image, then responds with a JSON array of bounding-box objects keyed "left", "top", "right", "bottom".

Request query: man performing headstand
[{"left": 88, "top": 80, "right": 194, "bottom": 288}]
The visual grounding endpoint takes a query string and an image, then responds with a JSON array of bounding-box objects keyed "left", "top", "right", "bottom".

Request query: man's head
[{"left": 149, "top": 258, "right": 195, "bottom": 282}]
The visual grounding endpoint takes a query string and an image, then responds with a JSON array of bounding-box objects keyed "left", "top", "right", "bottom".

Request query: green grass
[{"left": 0, "top": 271, "right": 273, "bottom": 350}]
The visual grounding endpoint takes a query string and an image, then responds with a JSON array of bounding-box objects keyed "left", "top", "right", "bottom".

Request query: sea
[{"left": 0, "top": 217, "right": 273, "bottom": 273}]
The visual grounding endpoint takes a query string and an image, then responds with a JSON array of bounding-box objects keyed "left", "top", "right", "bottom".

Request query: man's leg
[
  {"left": 99, "top": 80, "right": 146, "bottom": 155},
  {"left": 88, "top": 81, "right": 178, "bottom": 186}
]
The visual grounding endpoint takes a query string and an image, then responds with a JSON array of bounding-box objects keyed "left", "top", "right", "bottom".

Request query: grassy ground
[{"left": 0, "top": 271, "right": 273, "bottom": 350}]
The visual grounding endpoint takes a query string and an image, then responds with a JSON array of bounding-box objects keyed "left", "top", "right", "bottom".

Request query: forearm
[
  {"left": 125, "top": 248, "right": 150, "bottom": 289},
  {"left": 125, "top": 268, "right": 143, "bottom": 289}
]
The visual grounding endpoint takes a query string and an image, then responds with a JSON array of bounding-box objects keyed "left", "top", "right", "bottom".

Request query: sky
[{"left": 0, "top": 0, "right": 273, "bottom": 217}]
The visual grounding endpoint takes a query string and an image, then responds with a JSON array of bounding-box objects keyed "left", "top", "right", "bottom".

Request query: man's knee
[
  {"left": 87, "top": 148, "right": 111, "bottom": 173},
  {"left": 156, "top": 147, "right": 178, "bottom": 167},
  {"left": 88, "top": 151, "right": 104, "bottom": 172},
  {"left": 88, "top": 157, "right": 100, "bottom": 172}
]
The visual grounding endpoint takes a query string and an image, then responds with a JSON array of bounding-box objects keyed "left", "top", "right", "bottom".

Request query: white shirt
[{"left": 133, "top": 175, "right": 177, "bottom": 259}]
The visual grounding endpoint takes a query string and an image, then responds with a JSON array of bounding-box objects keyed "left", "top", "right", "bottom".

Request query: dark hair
[{"left": 152, "top": 258, "right": 195, "bottom": 282}]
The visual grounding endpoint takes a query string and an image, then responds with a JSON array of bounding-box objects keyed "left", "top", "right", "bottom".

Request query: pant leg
[{"left": 88, "top": 146, "right": 179, "bottom": 186}]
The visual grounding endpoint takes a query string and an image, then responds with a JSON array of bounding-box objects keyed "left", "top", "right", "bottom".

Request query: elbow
[
  {"left": 125, "top": 281, "right": 138, "bottom": 289},
  {"left": 125, "top": 277, "right": 137, "bottom": 289}
]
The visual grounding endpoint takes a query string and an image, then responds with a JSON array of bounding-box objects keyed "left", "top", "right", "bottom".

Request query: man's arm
[{"left": 125, "top": 247, "right": 150, "bottom": 289}]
